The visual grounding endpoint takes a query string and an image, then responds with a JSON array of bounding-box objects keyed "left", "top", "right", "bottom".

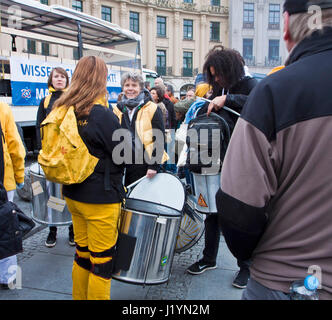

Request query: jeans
[{"left": 242, "top": 278, "right": 290, "bottom": 300}]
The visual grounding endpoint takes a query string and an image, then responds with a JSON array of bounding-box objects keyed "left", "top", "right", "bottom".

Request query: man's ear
[
  {"left": 283, "top": 11, "right": 291, "bottom": 42},
  {"left": 283, "top": 11, "right": 295, "bottom": 52}
]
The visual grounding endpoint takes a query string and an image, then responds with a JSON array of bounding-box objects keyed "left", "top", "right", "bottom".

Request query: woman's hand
[
  {"left": 146, "top": 169, "right": 157, "bottom": 179},
  {"left": 207, "top": 95, "right": 227, "bottom": 116}
]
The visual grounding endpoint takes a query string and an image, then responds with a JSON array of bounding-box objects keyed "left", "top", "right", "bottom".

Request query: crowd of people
[{"left": 0, "top": 0, "right": 331, "bottom": 301}]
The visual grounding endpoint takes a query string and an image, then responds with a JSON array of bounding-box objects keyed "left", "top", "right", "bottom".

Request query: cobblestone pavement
[{"left": 14, "top": 189, "right": 205, "bottom": 300}]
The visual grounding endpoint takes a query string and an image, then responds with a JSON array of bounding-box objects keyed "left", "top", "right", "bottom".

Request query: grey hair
[
  {"left": 289, "top": 7, "right": 332, "bottom": 44},
  {"left": 121, "top": 71, "right": 144, "bottom": 89}
]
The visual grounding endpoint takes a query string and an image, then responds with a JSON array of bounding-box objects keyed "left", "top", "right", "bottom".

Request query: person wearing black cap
[{"left": 215, "top": 0, "right": 332, "bottom": 300}]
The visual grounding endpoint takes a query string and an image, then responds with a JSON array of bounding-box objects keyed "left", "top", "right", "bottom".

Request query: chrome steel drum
[
  {"left": 29, "top": 163, "right": 72, "bottom": 226},
  {"left": 192, "top": 173, "right": 221, "bottom": 214},
  {"left": 112, "top": 173, "right": 185, "bottom": 285}
]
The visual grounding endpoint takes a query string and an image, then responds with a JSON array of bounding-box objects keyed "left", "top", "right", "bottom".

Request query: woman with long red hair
[{"left": 53, "top": 56, "right": 125, "bottom": 300}]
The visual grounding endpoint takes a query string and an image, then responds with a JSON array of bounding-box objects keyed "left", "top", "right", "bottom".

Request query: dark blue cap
[{"left": 283, "top": 0, "right": 332, "bottom": 15}]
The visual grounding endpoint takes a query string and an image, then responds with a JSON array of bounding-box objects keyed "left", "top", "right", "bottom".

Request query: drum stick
[
  {"left": 126, "top": 176, "right": 146, "bottom": 190},
  {"left": 200, "top": 97, "right": 241, "bottom": 117}
]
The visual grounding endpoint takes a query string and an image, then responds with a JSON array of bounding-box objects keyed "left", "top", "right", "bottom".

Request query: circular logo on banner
[{"left": 21, "top": 88, "right": 32, "bottom": 99}]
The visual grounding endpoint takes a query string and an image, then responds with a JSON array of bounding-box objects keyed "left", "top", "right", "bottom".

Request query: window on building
[
  {"left": 243, "top": 39, "right": 253, "bottom": 59},
  {"left": 130, "top": 12, "right": 140, "bottom": 34},
  {"left": 42, "top": 43, "right": 49, "bottom": 56},
  {"left": 156, "top": 50, "right": 166, "bottom": 76},
  {"left": 157, "top": 16, "right": 166, "bottom": 37},
  {"left": 210, "top": 22, "right": 220, "bottom": 41},
  {"left": 243, "top": 38, "right": 255, "bottom": 65},
  {"left": 40, "top": 0, "right": 49, "bottom": 5},
  {"left": 72, "top": 0, "right": 83, "bottom": 12},
  {"left": 183, "top": 19, "right": 193, "bottom": 40},
  {"left": 183, "top": 0, "right": 193, "bottom": 3},
  {"left": 243, "top": 2, "right": 254, "bottom": 29},
  {"left": 27, "top": 39, "right": 36, "bottom": 54},
  {"left": 183, "top": 51, "right": 193, "bottom": 77},
  {"left": 269, "top": 4, "right": 280, "bottom": 29},
  {"left": 211, "top": 0, "right": 220, "bottom": 5},
  {"left": 101, "top": 6, "right": 112, "bottom": 22},
  {"left": 269, "top": 39, "right": 280, "bottom": 60}
]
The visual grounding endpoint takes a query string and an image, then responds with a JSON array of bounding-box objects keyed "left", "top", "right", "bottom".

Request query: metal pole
[{"left": 76, "top": 21, "right": 83, "bottom": 59}]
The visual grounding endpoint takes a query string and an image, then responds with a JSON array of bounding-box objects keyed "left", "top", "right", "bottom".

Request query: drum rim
[
  {"left": 124, "top": 197, "right": 183, "bottom": 217},
  {"left": 29, "top": 162, "right": 44, "bottom": 177},
  {"left": 127, "top": 172, "right": 187, "bottom": 213}
]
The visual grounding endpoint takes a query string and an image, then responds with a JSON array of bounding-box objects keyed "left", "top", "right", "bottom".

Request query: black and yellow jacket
[
  {"left": 62, "top": 101, "right": 125, "bottom": 204},
  {"left": 36, "top": 87, "right": 64, "bottom": 150},
  {"left": 113, "top": 91, "right": 168, "bottom": 179}
]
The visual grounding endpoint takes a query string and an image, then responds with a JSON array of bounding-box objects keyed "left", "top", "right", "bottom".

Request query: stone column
[
  {"left": 173, "top": 11, "right": 180, "bottom": 76},
  {"left": 256, "top": 2, "right": 265, "bottom": 66},
  {"left": 199, "top": 14, "right": 207, "bottom": 68},
  {"left": 146, "top": 7, "right": 154, "bottom": 69},
  {"left": 61, "top": 0, "right": 70, "bottom": 8},
  {"left": 91, "top": 0, "right": 99, "bottom": 18},
  {"left": 120, "top": 2, "right": 128, "bottom": 29}
]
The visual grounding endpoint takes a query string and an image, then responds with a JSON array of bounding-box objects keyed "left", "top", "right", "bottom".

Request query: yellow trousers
[{"left": 65, "top": 198, "right": 121, "bottom": 300}]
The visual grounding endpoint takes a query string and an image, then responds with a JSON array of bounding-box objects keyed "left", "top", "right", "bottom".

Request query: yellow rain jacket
[
  {"left": 0, "top": 102, "right": 26, "bottom": 191},
  {"left": 113, "top": 101, "right": 169, "bottom": 164}
]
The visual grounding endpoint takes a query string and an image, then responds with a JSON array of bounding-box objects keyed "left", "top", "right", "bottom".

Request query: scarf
[
  {"left": 48, "top": 86, "right": 68, "bottom": 94},
  {"left": 121, "top": 91, "right": 145, "bottom": 110}
]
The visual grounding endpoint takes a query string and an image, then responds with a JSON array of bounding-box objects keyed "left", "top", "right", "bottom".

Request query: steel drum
[
  {"left": 175, "top": 194, "right": 204, "bottom": 253},
  {"left": 112, "top": 173, "right": 185, "bottom": 285},
  {"left": 29, "top": 162, "right": 72, "bottom": 226},
  {"left": 192, "top": 173, "right": 221, "bottom": 214}
]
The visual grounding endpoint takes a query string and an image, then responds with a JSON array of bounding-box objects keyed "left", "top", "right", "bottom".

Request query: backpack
[
  {"left": 0, "top": 183, "right": 35, "bottom": 259},
  {"left": 38, "top": 105, "right": 99, "bottom": 185},
  {"left": 186, "top": 112, "right": 231, "bottom": 174}
]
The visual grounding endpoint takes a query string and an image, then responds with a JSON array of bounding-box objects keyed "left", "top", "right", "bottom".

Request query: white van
[{"left": 142, "top": 68, "right": 159, "bottom": 87}]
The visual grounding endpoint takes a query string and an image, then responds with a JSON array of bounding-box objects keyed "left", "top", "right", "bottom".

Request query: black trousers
[
  {"left": 202, "top": 214, "right": 250, "bottom": 269},
  {"left": 50, "top": 224, "right": 73, "bottom": 233}
]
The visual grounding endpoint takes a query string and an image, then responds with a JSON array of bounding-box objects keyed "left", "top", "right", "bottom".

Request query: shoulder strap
[{"left": 44, "top": 94, "right": 52, "bottom": 110}]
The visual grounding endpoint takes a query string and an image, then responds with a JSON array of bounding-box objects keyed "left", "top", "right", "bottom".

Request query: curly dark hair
[
  {"left": 203, "top": 45, "right": 245, "bottom": 92},
  {"left": 150, "top": 86, "right": 165, "bottom": 103}
]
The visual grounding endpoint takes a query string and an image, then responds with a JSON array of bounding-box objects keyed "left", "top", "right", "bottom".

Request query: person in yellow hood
[
  {"left": 0, "top": 100, "right": 25, "bottom": 290},
  {"left": 36, "top": 67, "right": 74, "bottom": 248},
  {"left": 0, "top": 102, "right": 25, "bottom": 195}
]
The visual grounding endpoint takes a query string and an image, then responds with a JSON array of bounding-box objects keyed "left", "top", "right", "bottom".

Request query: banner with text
[{"left": 10, "top": 57, "right": 121, "bottom": 106}]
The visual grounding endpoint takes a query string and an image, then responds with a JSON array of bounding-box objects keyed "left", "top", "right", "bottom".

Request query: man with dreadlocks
[{"left": 186, "top": 45, "right": 257, "bottom": 290}]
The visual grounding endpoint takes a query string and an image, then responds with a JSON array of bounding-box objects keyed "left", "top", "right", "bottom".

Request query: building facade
[
  {"left": 108, "top": 0, "right": 229, "bottom": 95},
  {"left": 2, "top": 0, "right": 229, "bottom": 97},
  {"left": 229, "top": 0, "right": 288, "bottom": 76}
]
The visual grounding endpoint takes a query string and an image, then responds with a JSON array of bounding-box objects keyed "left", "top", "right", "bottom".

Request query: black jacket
[
  {"left": 62, "top": 105, "right": 125, "bottom": 204},
  {"left": 198, "top": 76, "right": 258, "bottom": 133},
  {"left": 36, "top": 90, "right": 63, "bottom": 150},
  {"left": 0, "top": 192, "right": 22, "bottom": 259},
  {"left": 163, "top": 97, "right": 177, "bottom": 129},
  {"left": 116, "top": 90, "right": 166, "bottom": 185}
]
